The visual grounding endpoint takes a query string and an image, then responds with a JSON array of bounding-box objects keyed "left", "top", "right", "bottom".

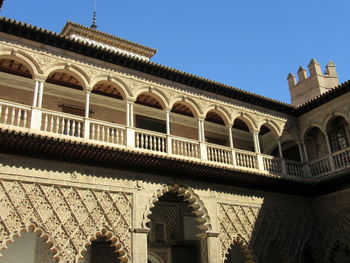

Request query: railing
[
  {"left": 172, "top": 137, "right": 200, "bottom": 158},
  {"left": 0, "top": 100, "right": 30, "bottom": 128},
  {"left": 207, "top": 144, "right": 232, "bottom": 165},
  {"left": 309, "top": 156, "right": 331, "bottom": 177},
  {"left": 286, "top": 160, "right": 304, "bottom": 177},
  {"left": 332, "top": 147, "right": 350, "bottom": 170},
  {"left": 90, "top": 120, "right": 126, "bottom": 145},
  {"left": 5, "top": 99, "right": 350, "bottom": 180},
  {"left": 235, "top": 149, "right": 258, "bottom": 169},
  {"left": 135, "top": 129, "right": 167, "bottom": 153},
  {"left": 41, "top": 110, "right": 84, "bottom": 137},
  {"left": 262, "top": 155, "right": 282, "bottom": 174}
]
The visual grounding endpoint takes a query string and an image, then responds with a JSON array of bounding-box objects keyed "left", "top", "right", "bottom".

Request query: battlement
[{"left": 288, "top": 59, "right": 339, "bottom": 106}]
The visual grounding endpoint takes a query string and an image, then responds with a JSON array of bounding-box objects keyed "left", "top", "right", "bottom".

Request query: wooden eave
[
  {"left": 1, "top": 129, "right": 350, "bottom": 197},
  {"left": 0, "top": 17, "right": 349, "bottom": 117}
]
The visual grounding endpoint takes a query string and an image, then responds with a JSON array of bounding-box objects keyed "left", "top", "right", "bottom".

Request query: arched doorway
[
  {"left": 1, "top": 231, "right": 55, "bottom": 263},
  {"left": 225, "top": 243, "right": 249, "bottom": 263},
  {"left": 147, "top": 190, "right": 206, "bottom": 263},
  {"left": 81, "top": 236, "right": 121, "bottom": 263}
]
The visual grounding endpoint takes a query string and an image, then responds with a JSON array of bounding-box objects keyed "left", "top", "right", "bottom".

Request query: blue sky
[{"left": 2, "top": 0, "right": 349, "bottom": 103}]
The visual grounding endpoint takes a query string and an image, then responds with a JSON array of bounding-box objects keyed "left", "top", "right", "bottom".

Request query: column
[
  {"left": 30, "top": 79, "right": 44, "bottom": 130},
  {"left": 132, "top": 228, "right": 149, "bottom": 263},
  {"left": 298, "top": 143, "right": 305, "bottom": 162},
  {"left": 166, "top": 109, "right": 172, "bottom": 155},
  {"left": 198, "top": 118, "right": 207, "bottom": 160},
  {"left": 83, "top": 91, "right": 91, "bottom": 139},
  {"left": 203, "top": 232, "right": 221, "bottom": 263},
  {"left": 323, "top": 131, "right": 335, "bottom": 170},
  {"left": 302, "top": 143, "right": 309, "bottom": 162},
  {"left": 278, "top": 139, "right": 287, "bottom": 174},
  {"left": 252, "top": 131, "right": 261, "bottom": 154},
  {"left": 32, "top": 80, "right": 39, "bottom": 107},
  {"left": 126, "top": 100, "right": 135, "bottom": 147},
  {"left": 228, "top": 125, "right": 233, "bottom": 148}
]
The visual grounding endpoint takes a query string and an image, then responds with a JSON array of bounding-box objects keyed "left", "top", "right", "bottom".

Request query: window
[{"left": 329, "top": 128, "right": 348, "bottom": 152}]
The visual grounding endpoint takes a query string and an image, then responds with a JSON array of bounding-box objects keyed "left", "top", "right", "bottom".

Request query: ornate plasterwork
[
  {"left": 142, "top": 184, "right": 212, "bottom": 234},
  {"left": 0, "top": 179, "right": 132, "bottom": 262},
  {"left": 218, "top": 202, "right": 312, "bottom": 263}
]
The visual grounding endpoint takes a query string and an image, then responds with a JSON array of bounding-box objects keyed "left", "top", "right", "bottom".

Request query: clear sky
[{"left": 2, "top": 0, "right": 349, "bottom": 103}]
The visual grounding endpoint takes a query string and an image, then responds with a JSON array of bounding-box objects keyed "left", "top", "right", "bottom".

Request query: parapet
[{"left": 288, "top": 59, "right": 339, "bottom": 106}]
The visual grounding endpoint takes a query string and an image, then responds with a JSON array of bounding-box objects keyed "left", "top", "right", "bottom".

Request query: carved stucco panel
[{"left": 0, "top": 179, "right": 132, "bottom": 262}]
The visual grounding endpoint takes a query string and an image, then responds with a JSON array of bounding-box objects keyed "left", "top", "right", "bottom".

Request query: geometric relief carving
[
  {"left": 0, "top": 179, "right": 132, "bottom": 263},
  {"left": 218, "top": 202, "right": 311, "bottom": 263}
]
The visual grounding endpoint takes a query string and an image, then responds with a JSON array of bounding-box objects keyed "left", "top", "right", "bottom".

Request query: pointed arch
[
  {"left": 80, "top": 226, "right": 130, "bottom": 263},
  {"left": 142, "top": 184, "right": 212, "bottom": 233},
  {"left": 204, "top": 105, "right": 231, "bottom": 126},
  {"left": 44, "top": 63, "right": 90, "bottom": 90},
  {"left": 258, "top": 119, "right": 281, "bottom": 138},
  {"left": 301, "top": 123, "right": 324, "bottom": 142},
  {"left": 224, "top": 235, "right": 257, "bottom": 263},
  {"left": 90, "top": 75, "right": 132, "bottom": 99},
  {"left": 0, "top": 50, "right": 41, "bottom": 77}
]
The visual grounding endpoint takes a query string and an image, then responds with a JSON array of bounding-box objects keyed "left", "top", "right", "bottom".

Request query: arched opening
[
  {"left": 44, "top": 70, "right": 86, "bottom": 117},
  {"left": 1, "top": 231, "right": 55, "bottom": 263},
  {"left": 326, "top": 116, "right": 349, "bottom": 153},
  {"left": 82, "top": 236, "right": 122, "bottom": 263},
  {"left": 147, "top": 191, "right": 203, "bottom": 263},
  {"left": 91, "top": 81, "right": 126, "bottom": 125},
  {"left": 224, "top": 243, "right": 247, "bottom": 263},
  {"left": 304, "top": 127, "right": 328, "bottom": 161},
  {"left": 135, "top": 93, "right": 166, "bottom": 133},
  {"left": 204, "top": 110, "right": 229, "bottom": 146},
  {"left": 171, "top": 102, "right": 198, "bottom": 140},
  {"left": 270, "top": 140, "right": 301, "bottom": 162},
  {"left": 0, "top": 58, "right": 34, "bottom": 106},
  {"left": 232, "top": 118, "right": 254, "bottom": 152},
  {"left": 259, "top": 124, "right": 278, "bottom": 155}
]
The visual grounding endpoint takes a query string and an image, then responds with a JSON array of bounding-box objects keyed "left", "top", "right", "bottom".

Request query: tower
[{"left": 288, "top": 59, "right": 339, "bottom": 106}]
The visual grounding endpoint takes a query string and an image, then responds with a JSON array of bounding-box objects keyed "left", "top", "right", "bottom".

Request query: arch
[
  {"left": 148, "top": 252, "right": 164, "bottom": 263},
  {"left": 44, "top": 63, "right": 89, "bottom": 90},
  {"left": 133, "top": 87, "right": 169, "bottom": 110},
  {"left": 224, "top": 235, "right": 256, "bottom": 263},
  {"left": 0, "top": 222, "right": 59, "bottom": 261},
  {"left": 0, "top": 51, "right": 41, "bottom": 77},
  {"left": 90, "top": 75, "right": 132, "bottom": 99},
  {"left": 232, "top": 113, "right": 256, "bottom": 132},
  {"left": 80, "top": 226, "right": 130, "bottom": 263},
  {"left": 169, "top": 96, "right": 202, "bottom": 118},
  {"left": 301, "top": 123, "right": 324, "bottom": 142},
  {"left": 258, "top": 120, "right": 280, "bottom": 138},
  {"left": 203, "top": 105, "right": 231, "bottom": 126},
  {"left": 322, "top": 112, "right": 349, "bottom": 132},
  {"left": 142, "top": 184, "right": 212, "bottom": 233}
]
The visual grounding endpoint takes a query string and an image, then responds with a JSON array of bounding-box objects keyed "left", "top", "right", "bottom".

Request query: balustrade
[
  {"left": 135, "top": 129, "right": 167, "bottom": 153},
  {"left": 90, "top": 120, "right": 125, "bottom": 145},
  {"left": 0, "top": 100, "right": 30, "bottom": 128},
  {"left": 207, "top": 144, "right": 233, "bottom": 165},
  {"left": 172, "top": 137, "right": 200, "bottom": 158},
  {"left": 3, "top": 98, "right": 350, "bottom": 179},
  {"left": 41, "top": 110, "right": 84, "bottom": 137}
]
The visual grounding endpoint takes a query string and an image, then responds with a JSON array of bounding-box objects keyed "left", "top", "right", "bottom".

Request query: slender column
[
  {"left": 32, "top": 80, "right": 39, "bottom": 107},
  {"left": 198, "top": 119, "right": 203, "bottom": 141},
  {"left": 252, "top": 131, "right": 261, "bottom": 153},
  {"left": 85, "top": 91, "right": 90, "bottom": 118},
  {"left": 198, "top": 118, "right": 207, "bottom": 160},
  {"left": 298, "top": 144, "right": 305, "bottom": 162},
  {"left": 277, "top": 140, "right": 283, "bottom": 158},
  {"left": 83, "top": 91, "right": 91, "bottom": 139},
  {"left": 130, "top": 101, "right": 134, "bottom": 127},
  {"left": 323, "top": 131, "right": 335, "bottom": 170},
  {"left": 302, "top": 143, "right": 309, "bottom": 162},
  {"left": 201, "top": 120, "right": 205, "bottom": 142},
  {"left": 228, "top": 125, "right": 233, "bottom": 148},
  {"left": 37, "top": 81, "right": 44, "bottom": 108},
  {"left": 126, "top": 100, "right": 135, "bottom": 147},
  {"left": 166, "top": 110, "right": 171, "bottom": 135}
]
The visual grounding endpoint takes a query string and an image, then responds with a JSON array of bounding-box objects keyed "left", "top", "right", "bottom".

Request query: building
[{"left": 0, "top": 16, "right": 349, "bottom": 263}]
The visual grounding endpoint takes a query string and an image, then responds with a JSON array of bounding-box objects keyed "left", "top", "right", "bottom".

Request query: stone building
[{"left": 0, "top": 16, "right": 349, "bottom": 263}]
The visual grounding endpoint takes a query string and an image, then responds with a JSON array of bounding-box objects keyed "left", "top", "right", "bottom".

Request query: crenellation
[{"left": 289, "top": 59, "right": 339, "bottom": 106}]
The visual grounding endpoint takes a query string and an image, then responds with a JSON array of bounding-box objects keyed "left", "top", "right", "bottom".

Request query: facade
[{"left": 0, "top": 17, "right": 349, "bottom": 263}]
